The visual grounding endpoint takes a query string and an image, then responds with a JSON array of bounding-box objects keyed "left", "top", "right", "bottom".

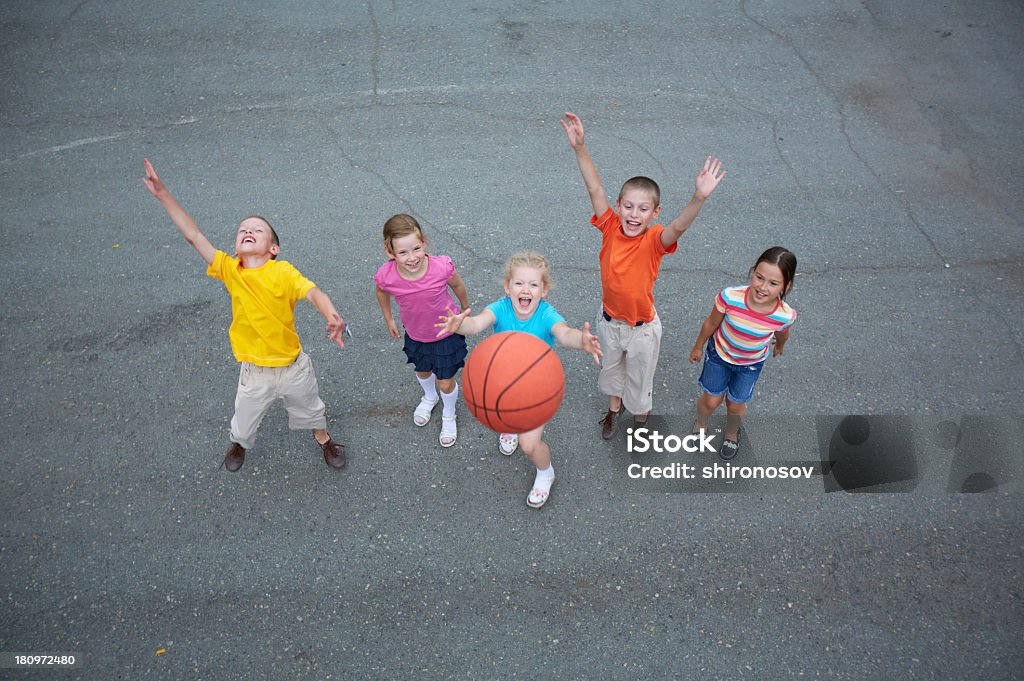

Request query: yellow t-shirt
[{"left": 207, "top": 250, "right": 316, "bottom": 366}]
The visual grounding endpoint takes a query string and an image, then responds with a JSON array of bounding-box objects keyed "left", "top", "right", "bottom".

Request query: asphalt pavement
[{"left": 1, "top": 1, "right": 1022, "bottom": 679}]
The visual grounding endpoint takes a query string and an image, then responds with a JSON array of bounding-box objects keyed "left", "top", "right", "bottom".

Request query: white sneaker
[{"left": 498, "top": 433, "right": 518, "bottom": 456}]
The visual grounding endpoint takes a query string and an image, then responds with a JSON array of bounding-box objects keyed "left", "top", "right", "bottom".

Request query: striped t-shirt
[{"left": 712, "top": 286, "right": 796, "bottom": 365}]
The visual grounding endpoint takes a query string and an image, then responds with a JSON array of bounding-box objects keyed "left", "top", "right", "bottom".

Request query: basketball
[{"left": 462, "top": 331, "right": 565, "bottom": 433}]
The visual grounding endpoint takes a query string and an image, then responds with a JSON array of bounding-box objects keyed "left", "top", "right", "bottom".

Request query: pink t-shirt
[{"left": 374, "top": 255, "right": 461, "bottom": 342}]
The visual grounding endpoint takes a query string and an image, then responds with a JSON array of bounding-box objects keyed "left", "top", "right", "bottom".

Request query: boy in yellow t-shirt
[
  {"left": 142, "top": 159, "right": 347, "bottom": 472},
  {"left": 561, "top": 112, "right": 725, "bottom": 439}
]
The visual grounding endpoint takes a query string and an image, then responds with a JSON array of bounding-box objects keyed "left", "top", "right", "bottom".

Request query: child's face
[
  {"left": 234, "top": 217, "right": 279, "bottom": 259},
  {"left": 748, "top": 261, "right": 787, "bottom": 308},
  {"left": 386, "top": 233, "right": 428, "bottom": 278},
  {"left": 615, "top": 188, "right": 661, "bottom": 238},
  {"left": 504, "top": 266, "right": 549, "bottom": 320}
]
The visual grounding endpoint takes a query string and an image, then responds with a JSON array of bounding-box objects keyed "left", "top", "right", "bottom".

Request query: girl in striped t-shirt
[{"left": 689, "top": 247, "right": 797, "bottom": 460}]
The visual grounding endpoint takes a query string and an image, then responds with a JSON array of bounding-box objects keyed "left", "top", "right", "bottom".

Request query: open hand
[
  {"left": 326, "top": 313, "right": 347, "bottom": 349},
  {"left": 581, "top": 321, "right": 603, "bottom": 365},
  {"left": 694, "top": 156, "right": 725, "bottom": 200},
  {"left": 141, "top": 158, "right": 167, "bottom": 198},
  {"left": 560, "top": 112, "right": 586, "bottom": 149},
  {"left": 435, "top": 306, "right": 470, "bottom": 338}
]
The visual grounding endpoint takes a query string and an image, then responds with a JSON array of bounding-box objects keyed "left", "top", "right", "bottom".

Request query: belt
[{"left": 602, "top": 310, "right": 645, "bottom": 327}]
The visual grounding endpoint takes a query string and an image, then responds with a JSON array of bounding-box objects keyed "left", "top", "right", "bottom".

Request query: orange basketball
[{"left": 462, "top": 331, "right": 565, "bottom": 433}]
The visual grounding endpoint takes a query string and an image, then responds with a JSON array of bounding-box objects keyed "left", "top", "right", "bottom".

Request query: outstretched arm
[
  {"left": 435, "top": 307, "right": 496, "bottom": 338},
  {"left": 141, "top": 158, "right": 216, "bottom": 265},
  {"left": 662, "top": 156, "right": 726, "bottom": 248},
  {"left": 306, "top": 287, "right": 347, "bottom": 349},
  {"left": 561, "top": 112, "right": 611, "bottom": 218},
  {"left": 552, "top": 321, "right": 603, "bottom": 365},
  {"left": 689, "top": 306, "right": 725, "bottom": 363}
]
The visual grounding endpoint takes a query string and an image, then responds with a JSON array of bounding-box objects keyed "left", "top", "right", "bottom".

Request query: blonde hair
[
  {"left": 382, "top": 213, "right": 426, "bottom": 253},
  {"left": 503, "top": 252, "right": 553, "bottom": 289}
]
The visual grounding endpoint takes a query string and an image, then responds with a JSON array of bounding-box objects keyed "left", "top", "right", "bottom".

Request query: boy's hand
[
  {"left": 694, "top": 156, "right": 726, "bottom": 200},
  {"left": 435, "top": 307, "right": 470, "bottom": 338},
  {"left": 560, "top": 112, "right": 586, "bottom": 150},
  {"left": 581, "top": 321, "right": 603, "bottom": 365},
  {"left": 689, "top": 346, "right": 703, "bottom": 363},
  {"left": 326, "top": 312, "right": 347, "bottom": 349},
  {"left": 142, "top": 158, "right": 168, "bottom": 199}
]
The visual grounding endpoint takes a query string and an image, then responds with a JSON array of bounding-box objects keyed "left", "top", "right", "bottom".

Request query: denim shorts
[{"left": 697, "top": 339, "right": 765, "bottom": 404}]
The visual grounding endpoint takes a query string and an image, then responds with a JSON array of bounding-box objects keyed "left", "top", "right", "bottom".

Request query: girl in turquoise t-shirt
[{"left": 436, "top": 252, "right": 602, "bottom": 509}]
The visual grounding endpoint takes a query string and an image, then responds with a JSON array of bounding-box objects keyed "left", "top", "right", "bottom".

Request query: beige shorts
[
  {"left": 229, "top": 351, "right": 327, "bottom": 449},
  {"left": 596, "top": 311, "right": 663, "bottom": 415}
]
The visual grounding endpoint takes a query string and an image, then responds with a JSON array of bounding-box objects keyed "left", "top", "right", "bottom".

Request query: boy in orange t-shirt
[{"left": 561, "top": 112, "right": 725, "bottom": 439}]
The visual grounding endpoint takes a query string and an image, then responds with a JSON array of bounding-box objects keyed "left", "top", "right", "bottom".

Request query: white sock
[
  {"left": 440, "top": 384, "right": 459, "bottom": 418},
  {"left": 534, "top": 465, "right": 555, "bottom": 491},
  {"left": 416, "top": 374, "right": 438, "bottom": 401}
]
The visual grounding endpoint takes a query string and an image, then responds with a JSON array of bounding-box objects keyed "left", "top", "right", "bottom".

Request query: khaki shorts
[
  {"left": 229, "top": 351, "right": 327, "bottom": 449},
  {"left": 596, "top": 311, "right": 663, "bottom": 415}
]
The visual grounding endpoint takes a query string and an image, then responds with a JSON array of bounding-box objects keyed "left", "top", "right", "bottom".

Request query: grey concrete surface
[{"left": 1, "top": 1, "right": 1022, "bottom": 679}]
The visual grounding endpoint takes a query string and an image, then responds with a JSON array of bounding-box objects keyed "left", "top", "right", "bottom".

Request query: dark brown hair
[{"left": 752, "top": 246, "right": 797, "bottom": 299}]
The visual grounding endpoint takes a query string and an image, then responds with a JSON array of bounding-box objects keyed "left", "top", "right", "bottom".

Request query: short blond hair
[{"left": 503, "top": 251, "right": 552, "bottom": 289}]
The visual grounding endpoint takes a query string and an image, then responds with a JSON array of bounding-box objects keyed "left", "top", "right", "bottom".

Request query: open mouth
[
  {"left": 625, "top": 220, "right": 642, "bottom": 230},
  {"left": 516, "top": 296, "right": 533, "bottom": 311},
  {"left": 241, "top": 236, "right": 256, "bottom": 244}
]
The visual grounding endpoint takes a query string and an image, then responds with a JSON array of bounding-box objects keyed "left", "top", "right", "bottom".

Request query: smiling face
[
  {"left": 747, "top": 261, "right": 787, "bottom": 311},
  {"left": 615, "top": 188, "right": 661, "bottom": 237},
  {"left": 234, "top": 216, "right": 279, "bottom": 259},
  {"left": 504, "top": 265, "right": 549, "bottom": 319},
  {"left": 386, "top": 232, "right": 428, "bottom": 279}
]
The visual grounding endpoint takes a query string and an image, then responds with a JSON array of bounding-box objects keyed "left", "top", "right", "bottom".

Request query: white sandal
[
  {"left": 527, "top": 476, "right": 555, "bottom": 509},
  {"left": 440, "top": 415, "right": 458, "bottom": 448},
  {"left": 498, "top": 433, "right": 518, "bottom": 456},
  {"left": 413, "top": 396, "right": 439, "bottom": 427}
]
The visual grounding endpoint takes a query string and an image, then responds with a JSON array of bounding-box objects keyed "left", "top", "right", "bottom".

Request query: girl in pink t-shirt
[{"left": 374, "top": 214, "right": 470, "bottom": 447}]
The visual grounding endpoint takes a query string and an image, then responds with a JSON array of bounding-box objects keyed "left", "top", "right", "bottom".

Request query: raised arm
[
  {"left": 306, "top": 287, "right": 348, "bottom": 349},
  {"left": 561, "top": 112, "right": 611, "bottom": 218},
  {"left": 662, "top": 156, "right": 726, "bottom": 248},
  {"left": 142, "top": 158, "right": 216, "bottom": 265},
  {"left": 552, "top": 321, "right": 603, "bottom": 365},
  {"left": 435, "top": 307, "right": 496, "bottom": 338}
]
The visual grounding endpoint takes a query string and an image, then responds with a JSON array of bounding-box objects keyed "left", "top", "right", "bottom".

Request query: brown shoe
[
  {"left": 224, "top": 442, "right": 245, "bottom": 472},
  {"left": 318, "top": 436, "right": 346, "bottom": 469},
  {"left": 599, "top": 407, "right": 622, "bottom": 440},
  {"left": 633, "top": 413, "right": 649, "bottom": 427}
]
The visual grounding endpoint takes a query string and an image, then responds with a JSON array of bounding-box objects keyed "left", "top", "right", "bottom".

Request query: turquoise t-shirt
[{"left": 486, "top": 298, "right": 566, "bottom": 348}]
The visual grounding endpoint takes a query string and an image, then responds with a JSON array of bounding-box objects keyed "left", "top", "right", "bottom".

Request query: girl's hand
[
  {"left": 385, "top": 318, "right": 401, "bottom": 339},
  {"left": 435, "top": 307, "right": 470, "bottom": 337},
  {"left": 689, "top": 346, "right": 703, "bottom": 363},
  {"left": 560, "top": 112, "right": 586, "bottom": 150},
  {"left": 694, "top": 156, "right": 725, "bottom": 200},
  {"left": 772, "top": 342, "right": 785, "bottom": 357},
  {"left": 326, "top": 313, "right": 347, "bottom": 349},
  {"left": 581, "top": 321, "right": 603, "bottom": 365}
]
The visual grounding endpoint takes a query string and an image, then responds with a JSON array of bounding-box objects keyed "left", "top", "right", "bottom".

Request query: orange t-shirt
[{"left": 591, "top": 207, "right": 677, "bottom": 325}]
